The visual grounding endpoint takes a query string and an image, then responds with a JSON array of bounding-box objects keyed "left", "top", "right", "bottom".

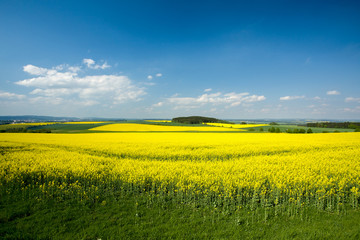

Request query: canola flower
[
  {"left": 89, "top": 123, "right": 243, "bottom": 132},
  {"left": 205, "top": 122, "right": 268, "bottom": 129},
  {"left": 62, "top": 121, "right": 107, "bottom": 124},
  {"left": 1, "top": 131, "right": 359, "bottom": 213},
  {"left": 144, "top": 120, "right": 172, "bottom": 123}
]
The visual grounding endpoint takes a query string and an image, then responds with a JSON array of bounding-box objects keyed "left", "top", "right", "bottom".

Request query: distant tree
[
  {"left": 275, "top": 128, "right": 281, "bottom": 133},
  {"left": 286, "top": 129, "right": 293, "bottom": 133},
  {"left": 293, "top": 129, "right": 299, "bottom": 133},
  {"left": 307, "top": 128, "right": 313, "bottom": 133},
  {"left": 268, "top": 127, "right": 275, "bottom": 133},
  {"left": 348, "top": 124, "right": 359, "bottom": 129},
  {"left": 269, "top": 122, "right": 278, "bottom": 125},
  {"left": 248, "top": 128, "right": 255, "bottom": 131},
  {"left": 299, "top": 129, "right": 306, "bottom": 133},
  {"left": 241, "top": 122, "right": 247, "bottom": 124},
  {"left": 259, "top": 128, "right": 264, "bottom": 132}
]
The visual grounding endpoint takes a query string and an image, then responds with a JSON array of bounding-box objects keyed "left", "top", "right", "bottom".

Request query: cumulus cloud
[
  {"left": 0, "top": 91, "right": 26, "bottom": 100},
  {"left": 147, "top": 75, "right": 153, "bottom": 80},
  {"left": 156, "top": 73, "right": 162, "bottom": 77},
  {"left": 154, "top": 91, "right": 265, "bottom": 109},
  {"left": 83, "top": 58, "right": 110, "bottom": 70},
  {"left": 345, "top": 97, "right": 360, "bottom": 103},
  {"left": 17, "top": 61, "right": 145, "bottom": 106},
  {"left": 204, "top": 88, "right": 212, "bottom": 92},
  {"left": 327, "top": 90, "right": 340, "bottom": 95},
  {"left": 279, "top": 95, "right": 305, "bottom": 101},
  {"left": 23, "top": 64, "right": 48, "bottom": 75}
]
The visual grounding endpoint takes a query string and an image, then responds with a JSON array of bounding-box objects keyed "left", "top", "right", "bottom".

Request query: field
[
  {"left": 89, "top": 123, "right": 244, "bottom": 132},
  {"left": 1, "top": 123, "right": 360, "bottom": 239}
]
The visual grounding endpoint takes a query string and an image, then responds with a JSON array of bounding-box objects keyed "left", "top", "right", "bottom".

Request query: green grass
[
  {"left": 1, "top": 192, "right": 360, "bottom": 239},
  {"left": 31, "top": 122, "right": 114, "bottom": 133}
]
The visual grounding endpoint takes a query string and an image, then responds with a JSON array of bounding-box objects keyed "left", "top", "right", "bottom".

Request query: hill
[{"left": 171, "top": 116, "right": 232, "bottom": 124}]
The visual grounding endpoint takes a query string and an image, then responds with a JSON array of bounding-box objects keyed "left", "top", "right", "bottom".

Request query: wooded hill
[{"left": 172, "top": 116, "right": 232, "bottom": 124}]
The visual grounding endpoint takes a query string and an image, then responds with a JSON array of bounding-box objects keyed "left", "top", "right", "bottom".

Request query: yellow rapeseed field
[
  {"left": 145, "top": 120, "right": 172, "bottom": 123},
  {"left": 1, "top": 130, "right": 359, "bottom": 212},
  {"left": 89, "top": 123, "right": 243, "bottom": 132},
  {"left": 63, "top": 121, "right": 107, "bottom": 124},
  {"left": 205, "top": 122, "right": 268, "bottom": 129}
]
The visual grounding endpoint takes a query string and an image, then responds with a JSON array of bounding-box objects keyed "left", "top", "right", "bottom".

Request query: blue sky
[{"left": 0, "top": 0, "right": 359, "bottom": 119}]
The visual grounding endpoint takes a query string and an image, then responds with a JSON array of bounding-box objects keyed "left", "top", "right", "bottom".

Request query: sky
[{"left": 0, "top": 0, "right": 359, "bottom": 119}]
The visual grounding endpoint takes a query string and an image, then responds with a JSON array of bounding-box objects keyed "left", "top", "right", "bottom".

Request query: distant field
[
  {"left": 0, "top": 122, "right": 55, "bottom": 130},
  {"left": 205, "top": 122, "right": 268, "bottom": 129},
  {"left": 250, "top": 124, "right": 355, "bottom": 133},
  {"left": 89, "top": 123, "right": 244, "bottom": 132}
]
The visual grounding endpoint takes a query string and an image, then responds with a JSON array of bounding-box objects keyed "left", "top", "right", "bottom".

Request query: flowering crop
[
  {"left": 205, "top": 122, "right": 268, "bottom": 129},
  {"left": 89, "top": 123, "right": 243, "bottom": 132},
  {"left": 145, "top": 120, "right": 172, "bottom": 123},
  {"left": 1, "top": 131, "right": 359, "bottom": 214},
  {"left": 63, "top": 121, "right": 107, "bottom": 124}
]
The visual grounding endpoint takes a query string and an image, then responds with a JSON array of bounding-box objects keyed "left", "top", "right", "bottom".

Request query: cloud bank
[
  {"left": 154, "top": 91, "right": 266, "bottom": 109},
  {"left": 16, "top": 59, "right": 145, "bottom": 106}
]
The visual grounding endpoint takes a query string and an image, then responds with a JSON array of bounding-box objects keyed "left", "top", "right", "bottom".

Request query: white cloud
[
  {"left": 345, "top": 97, "right": 360, "bottom": 103},
  {"left": 279, "top": 95, "right": 305, "bottom": 101},
  {"left": 23, "top": 64, "right": 48, "bottom": 76},
  {"left": 68, "top": 66, "right": 81, "bottom": 72},
  {"left": 0, "top": 91, "right": 26, "bottom": 100},
  {"left": 327, "top": 90, "right": 340, "bottom": 95},
  {"left": 204, "top": 88, "right": 212, "bottom": 92},
  {"left": 344, "top": 106, "right": 360, "bottom": 113},
  {"left": 156, "top": 73, "right": 162, "bottom": 77},
  {"left": 147, "top": 75, "right": 153, "bottom": 80},
  {"left": 17, "top": 62, "right": 145, "bottom": 106},
  {"left": 83, "top": 58, "right": 95, "bottom": 66},
  {"left": 160, "top": 91, "right": 265, "bottom": 109},
  {"left": 313, "top": 96, "right": 321, "bottom": 100},
  {"left": 83, "top": 58, "right": 110, "bottom": 70},
  {"left": 153, "top": 102, "right": 164, "bottom": 107}
]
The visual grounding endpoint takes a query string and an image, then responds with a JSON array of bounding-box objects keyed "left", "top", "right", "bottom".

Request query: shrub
[{"left": 299, "top": 129, "right": 306, "bottom": 133}]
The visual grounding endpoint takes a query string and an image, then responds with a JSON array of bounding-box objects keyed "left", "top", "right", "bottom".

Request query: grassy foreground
[{"left": 1, "top": 191, "right": 360, "bottom": 239}]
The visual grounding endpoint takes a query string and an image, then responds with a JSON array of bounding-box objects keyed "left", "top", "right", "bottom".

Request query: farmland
[{"left": 1, "top": 123, "right": 360, "bottom": 239}]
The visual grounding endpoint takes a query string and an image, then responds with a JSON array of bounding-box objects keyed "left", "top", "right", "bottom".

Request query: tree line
[
  {"left": 172, "top": 116, "right": 232, "bottom": 124},
  {"left": 304, "top": 122, "right": 360, "bottom": 129}
]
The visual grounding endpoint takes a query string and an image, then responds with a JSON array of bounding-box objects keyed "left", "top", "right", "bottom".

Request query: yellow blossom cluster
[{"left": 1, "top": 131, "right": 359, "bottom": 211}]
